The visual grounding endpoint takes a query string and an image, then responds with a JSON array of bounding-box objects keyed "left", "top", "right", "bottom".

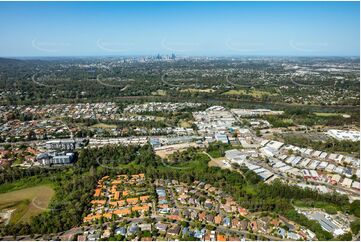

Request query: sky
[{"left": 0, "top": 1, "right": 359, "bottom": 57}]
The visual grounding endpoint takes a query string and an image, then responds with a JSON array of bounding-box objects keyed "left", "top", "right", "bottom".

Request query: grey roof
[{"left": 311, "top": 213, "right": 338, "bottom": 233}]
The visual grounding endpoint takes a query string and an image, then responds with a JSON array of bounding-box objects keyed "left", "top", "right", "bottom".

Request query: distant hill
[
  {"left": 0, "top": 57, "right": 24, "bottom": 65},
  {"left": 0, "top": 57, "right": 48, "bottom": 68}
]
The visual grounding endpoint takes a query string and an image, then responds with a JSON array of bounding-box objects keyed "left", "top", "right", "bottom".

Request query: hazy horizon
[{"left": 2, "top": 54, "right": 360, "bottom": 60}]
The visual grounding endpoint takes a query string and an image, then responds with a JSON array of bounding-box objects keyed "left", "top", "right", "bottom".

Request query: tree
[
  {"left": 349, "top": 200, "right": 360, "bottom": 218},
  {"left": 350, "top": 220, "right": 360, "bottom": 235},
  {"left": 334, "top": 232, "right": 352, "bottom": 241}
]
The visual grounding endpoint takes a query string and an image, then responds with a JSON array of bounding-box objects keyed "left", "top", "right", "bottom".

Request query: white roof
[
  {"left": 300, "top": 158, "right": 311, "bottom": 167},
  {"left": 225, "top": 149, "right": 243, "bottom": 160},
  {"left": 287, "top": 168, "right": 302, "bottom": 176},
  {"left": 273, "top": 162, "right": 287, "bottom": 168},
  {"left": 328, "top": 154, "right": 338, "bottom": 160},
  {"left": 335, "top": 154, "right": 344, "bottom": 162},
  {"left": 302, "top": 170, "right": 310, "bottom": 176},
  {"left": 305, "top": 149, "right": 313, "bottom": 155},
  {"left": 278, "top": 154, "right": 288, "bottom": 161},
  {"left": 320, "top": 152, "right": 328, "bottom": 159},
  {"left": 325, "top": 164, "right": 336, "bottom": 172},
  {"left": 351, "top": 181, "right": 360, "bottom": 189},
  {"left": 308, "top": 160, "right": 320, "bottom": 169},
  {"left": 260, "top": 146, "right": 278, "bottom": 157},
  {"left": 260, "top": 139, "right": 270, "bottom": 146},
  {"left": 334, "top": 166, "right": 344, "bottom": 174},
  {"left": 317, "top": 161, "right": 329, "bottom": 169},
  {"left": 266, "top": 140, "right": 284, "bottom": 150},
  {"left": 344, "top": 156, "right": 354, "bottom": 163},
  {"left": 309, "top": 170, "right": 319, "bottom": 177},
  {"left": 292, "top": 156, "right": 302, "bottom": 166},
  {"left": 285, "top": 156, "right": 296, "bottom": 164},
  {"left": 247, "top": 164, "right": 261, "bottom": 170},
  {"left": 331, "top": 174, "right": 341, "bottom": 182},
  {"left": 341, "top": 178, "right": 353, "bottom": 187},
  {"left": 258, "top": 171, "right": 274, "bottom": 180},
  {"left": 279, "top": 165, "right": 292, "bottom": 172},
  {"left": 254, "top": 168, "right": 266, "bottom": 174},
  {"left": 326, "top": 129, "right": 360, "bottom": 142},
  {"left": 312, "top": 150, "right": 322, "bottom": 157}
]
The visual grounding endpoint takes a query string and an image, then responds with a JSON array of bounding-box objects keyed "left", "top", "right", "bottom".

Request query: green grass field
[
  {"left": 91, "top": 123, "right": 117, "bottom": 129},
  {"left": 293, "top": 199, "right": 340, "bottom": 214},
  {"left": 161, "top": 153, "right": 210, "bottom": 170},
  {"left": 180, "top": 88, "right": 215, "bottom": 93},
  {"left": 0, "top": 176, "right": 52, "bottom": 194},
  {"left": 179, "top": 120, "right": 193, "bottom": 128},
  {"left": 314, "top": 112, "right": 349, "bottom": 118},
  {"left": 207, "top": 149, "right": 223, "bottom": 158},
  {"left": 151, "top": 90, "right": 167, "bottom": 96},
  {"left": 0, "top": 185, "right": 55, "bottom": 224},
  {"left": 222, "top": 89, "right": 277, "bottom": 98},
  {"left": 242, "top": 184, "right": 257, "bottom": 195}
]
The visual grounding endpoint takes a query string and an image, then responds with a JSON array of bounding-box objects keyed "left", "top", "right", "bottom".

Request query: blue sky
[{"left": 0, "top": 1, "right": 359, "bottom": 57}]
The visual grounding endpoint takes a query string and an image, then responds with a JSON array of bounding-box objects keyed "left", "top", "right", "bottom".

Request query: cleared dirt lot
[
  {"left": 0, "top": 185, "right": 54, "bottom": 224},
  {"left": 208, "top": 157, "right": 231, "bottom": 169},
  {"left": 155, "top": 142, "right": 202, "bottom": 158}
]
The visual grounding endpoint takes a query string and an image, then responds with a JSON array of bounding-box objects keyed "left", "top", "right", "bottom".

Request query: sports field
[{"left": 0, "top": 185, "right": 54, "bottom": 224}]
